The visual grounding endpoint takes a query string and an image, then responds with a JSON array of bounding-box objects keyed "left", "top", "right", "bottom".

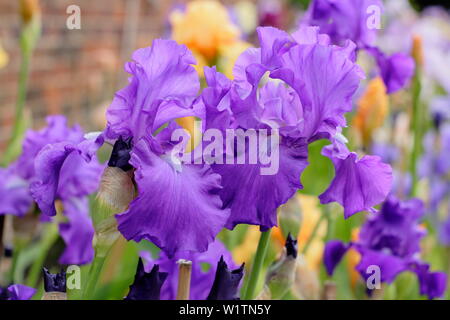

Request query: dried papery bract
[
  {"left": 263, "top": 234, "right": 298, "bottom": 299},
  {"left": 292, "top": 255, "right": 321, "bottom": 300},
  {"left": 93, "top": 166, "right": 135, "bottom": 256},
  {"left": 321, "top": 281, "right": 337, "bottom": 300}
]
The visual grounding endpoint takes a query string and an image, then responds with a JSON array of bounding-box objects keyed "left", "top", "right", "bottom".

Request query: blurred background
[{"left": 0, "top": 0, "right": 446, "bottom": 150}]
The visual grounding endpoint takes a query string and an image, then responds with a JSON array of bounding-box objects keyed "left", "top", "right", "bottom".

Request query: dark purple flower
[
  {"left": 303, "top": 0, "right": 382, "bottom": 48},
  {"left": 303, "top": 0, "right": 415, "bottom": 93},
  {"left": 323, "top": 240, "right": 350, "bottom": 276},
  {"left": 0, "top": 284, "right": 36, "bottom": 300},
  {"left": 0, "top": 167, "right": 32, "bottom": 216},
  {"left": 324, "top": 196, "right": 447, "bottom": 299},
  {"left": 125, "top": 259, "right": 168, "bottom": 300},
  {"left": 414, "top": 263, "right": 448, "bottom": 300},
  {"left": 108, "top": 136, "right": 133, "bottom": 172},
  {"left": 285, "top": 233, "right": 298, "bottom": 259},
  {"left": 140, "top": 239, "right": 239, "bottom": 300},
  {"left": 43, "top": 268, "right": 66, "bottom": 293},
  {"left": 207, "top": 256, "right": 244, "bottom": 300}
]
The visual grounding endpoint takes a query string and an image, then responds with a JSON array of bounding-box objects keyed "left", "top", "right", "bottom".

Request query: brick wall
[{"left": 0, "top": 0, "right": 244, "bottom": 149}]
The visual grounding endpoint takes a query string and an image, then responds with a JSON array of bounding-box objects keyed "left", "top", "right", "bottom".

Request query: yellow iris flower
[{"left": 170, "top": 0, "right": 241, "bottom": 63}]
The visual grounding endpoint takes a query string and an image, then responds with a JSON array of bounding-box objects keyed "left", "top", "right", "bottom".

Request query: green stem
[
  {"left": 25, "top": 223, "right": 59, "bottom": 288},
  {"left": 82, "top": 254, "right": 107, "bottom": 300},
  {"left": 242, "top": 229, "right": 271, "bottom": 300},
  {"left": 409, "top": 69, "right": 422, "bottom": 197}
]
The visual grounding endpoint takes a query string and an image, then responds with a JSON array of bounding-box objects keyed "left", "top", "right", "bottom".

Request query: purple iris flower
[
  {"left": 140, "top": 239, "right": 241, "bottom": 300},
  {"left": 201, "top": 26, "right": 391, "bottom": 229},
  {"left": 420, "top": 124, "right": 450, "bottom": 219},
  {"left": 0, "top": 284, "right": 36, "bottom": 300},
  {"left": 125, "top": 259, "right": 168, "bottom": 300},
  {"left": 0, "top": 116, "right": 102, "bottom": 265},
  {"left": 324, "top": 195, "right": 447, "bottom": 299},
  {"left": 303, "top": 0, "right": 415, "bottom": 94},
  {"left": 105, "top": 39, "right": 229, "bottom": 257},
  {"left": 439, "top": 213, "right": 450, "bottom": 246}
]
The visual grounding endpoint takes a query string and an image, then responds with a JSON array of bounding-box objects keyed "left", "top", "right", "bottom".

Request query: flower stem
[
  {"left": 242, "top": 229, "right": 271, "bottom": 300},
  {"left": 25, "top": 223, "right": 59, "bottom": 288},
  {"left": 82, "top": 254, "right": 107, "bottom": 300},
  {"left": 176, "top": 259, "right": 192, "bottom": 300},
  {"left": 409, "top": 67, "right": 422, "bottom": 197}
]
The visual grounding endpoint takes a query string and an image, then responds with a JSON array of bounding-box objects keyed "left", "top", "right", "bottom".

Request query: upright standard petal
[
  {"left": 105, "top": 39, "right": 200, "bottom": 141},
  {"left": 273, "top": 39, "right": 364, "bottom": 139},
  {"left": 116, "top": 136, "right": 229, "bottom": 257},
  {"left": 30, "top": 138, "right": 103, "bottom": 216},
  {"left": 319, "top": 145, "right": 393, "bottom": 218}
]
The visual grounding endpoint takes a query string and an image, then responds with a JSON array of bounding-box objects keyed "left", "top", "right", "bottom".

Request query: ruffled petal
[
  {"left": 319, "top": 146, "right": 393, "bottom": 218},
  {"left": 30, "top": 138, "right": 103, "bottom": 216},
  {"left": 105, "top": 39, "right": 200, "bottom": 141},
  {"left": 414, "top": 263, "right": 447, "bottom": 300},
  {"left": 213, "top": 137, "right": 308, "bottom": 230},
  {"left": 273, "top": 38, "right": 364, "bottom": 139},
  {"left": 116, "top": 137, "right": 229, "bottom": 257}
]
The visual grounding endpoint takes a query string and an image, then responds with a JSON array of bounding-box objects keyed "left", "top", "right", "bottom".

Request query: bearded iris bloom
[
  {"left": 324, "top": 196, "right": 447, "bottom": 299},
  {"left": 104, "top": 39, "right": 229, "bottom": 257},
  {"left": 201, "top": 25, "right": 392, "bottom": 230},
  {"left": 0, "top": 116, "right": 102, "bottom": 265}
]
